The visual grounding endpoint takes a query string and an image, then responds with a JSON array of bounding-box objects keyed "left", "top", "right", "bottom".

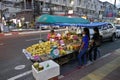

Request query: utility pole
[
  {"left": 33, "top": 0, "right": 41, "bottom": 21},
  {"left": 0, "top": 0, "right": 2, "bottom": 32},
  {"left": 65, "top": 0, "right": 68, "bottom": 16},
  {"left": 0, "top": 0, "right": 2, "bottom": 23},
  {"left": 33, "top": 0, "right": 36, "bottom": 22},
  {"left": 85, "top": 0, "right": 88, "bottom": 19},
  {"left": 49, "top": 0, "right": 53, "bottom": 15},
  {"left": 114, "top": 0, "right": 117, "bottom": 17},
  {"left": 114, "top": 0, "right": 116, "bottom": 8}
]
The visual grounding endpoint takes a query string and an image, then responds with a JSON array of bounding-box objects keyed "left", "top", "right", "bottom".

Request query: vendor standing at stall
[
  {"left": 47, "top": 29, "right": 56, "bottom": 41},
  {"left": 78, "top": 28, "right": 90, "bottom": 67}
]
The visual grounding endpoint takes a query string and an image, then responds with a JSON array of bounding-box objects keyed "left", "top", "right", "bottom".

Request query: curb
[
  {"left": 0, "top": 32, "right": 18, "bottom": 37},
  {"left": 59, "top": 49, "right": 120, "bottom": 80},
  {"left": 0, "top": 29, "right": 66, "bottom": 37}
]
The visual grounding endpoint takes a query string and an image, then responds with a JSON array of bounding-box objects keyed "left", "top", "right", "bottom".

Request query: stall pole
[{"left": 39, "top": 24, "right": 42, "bottom": 43}]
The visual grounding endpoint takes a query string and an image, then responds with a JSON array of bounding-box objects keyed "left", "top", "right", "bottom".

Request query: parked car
[
  {"left": 35, "top": 23, "right": 50, "bottom": 30},
  {"left": 89, "top": 23, "right": 116, "bottom": 42},
  {"left": 41, "top": 25, "right": 50, "bottom": 30},
  {"left": 115, "top": 25, "right": 120, "bottom": 38},
  {"left": 52, "top": 26, "right": 60, "bottom": 29}
]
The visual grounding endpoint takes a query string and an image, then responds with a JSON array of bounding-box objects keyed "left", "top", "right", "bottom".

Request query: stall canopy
[
  {"left": 76, "top": 22, "right": 109, "bottom": 28},
  {"left": 36, "top": 14, "right": 90, "bottom": 24},
  {"left": 56, "top": 22, "right": 109, "bottom": 28}
]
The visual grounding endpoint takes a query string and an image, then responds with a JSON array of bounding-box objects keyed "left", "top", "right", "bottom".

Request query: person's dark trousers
[
  {"left": 88, "top": 47, "right": 94, "bottom": 61},
  {"left": 88, "top": 46, "right": 98, "bottom": 61},
  {"left": 93, "top": 46, "right": 98, "bottom": 60}
]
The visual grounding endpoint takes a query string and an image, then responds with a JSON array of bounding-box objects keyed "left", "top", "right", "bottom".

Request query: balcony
[
  {"left": 26, "top": 3, "right": 32, "bottom": 9},
  {"left": 21, "top": 3, "right": 33, "bottom": 12}
]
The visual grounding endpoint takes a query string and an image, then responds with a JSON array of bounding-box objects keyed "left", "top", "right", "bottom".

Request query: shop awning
[{"left": 36, "top": 14, "right": 90, "bottom": 24}]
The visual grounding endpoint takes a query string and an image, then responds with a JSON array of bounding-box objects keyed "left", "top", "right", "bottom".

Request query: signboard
[{"left": 103, "top": 5, "right": 116, "bottom": 17}]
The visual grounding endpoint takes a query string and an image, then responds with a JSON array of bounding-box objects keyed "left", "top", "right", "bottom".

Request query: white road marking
[
  {"left": 7, "top": 70, "right": 32, "bottom": 80},
  {"left": 19, "top": 31, "right": 40, "bottom": 35},
  {"left": 19, "top": 29, "right": 66, "bottom": 35},
  {"left": 4, "top": 33, "right": 12, "bottom": 36},
  {"left": 26, "top": 38, "right": 40, "bottom": 41},
  {"left": 115, "top": 49, "right": 120, "bottom": 55},
  {"left": 14, "top": 65, "right": 25, "bottom": 70},
  {"left": 99, "top": 53, "right": 112, "bottom": 59}
]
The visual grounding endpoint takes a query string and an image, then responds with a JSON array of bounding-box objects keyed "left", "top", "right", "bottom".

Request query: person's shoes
[
  {"left": 81, "top": 66, "right": 85, "bottom": 69},
  {"left": 77, "top": 66, "right": 82, "bottom": 69}
]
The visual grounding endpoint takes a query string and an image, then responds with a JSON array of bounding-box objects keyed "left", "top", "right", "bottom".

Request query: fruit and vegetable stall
[
  {"left": 24, "top": 14, "right": 91, "bottom": 80},
  {"left": 23, "top": 30, "right": 81, "bottom": 65},
  {"left": 22, "top": 14, "right": 108, "bottom": 80}
]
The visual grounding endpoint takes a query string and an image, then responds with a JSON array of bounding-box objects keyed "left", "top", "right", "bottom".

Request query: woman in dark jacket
[{"left": 89, "top": 27, "right": 100, "bottom": 61}]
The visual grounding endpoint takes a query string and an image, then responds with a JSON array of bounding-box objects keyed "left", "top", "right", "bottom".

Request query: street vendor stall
[
  {"left": 23, "top": 14, "right": 90, "bottom": 64},
  {"left": 23, "top": 30, "right": 81, "bottom": 64},
  {"left": 22, "top": 15, "right": 110, "bottom": 80},
  {"left": 22, "top": 14, "right": 92, "bottom": 80}
]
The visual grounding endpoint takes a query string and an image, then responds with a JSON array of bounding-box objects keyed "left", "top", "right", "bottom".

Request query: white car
[
  {"left": 40, "top": 25, "right": 50, "bottom": 30},
  {"left": 89, "top": 23, "right": 116, "bottom": 42},
  {"left": 115, "top": 25, "right": 120, "bottom": 38}
]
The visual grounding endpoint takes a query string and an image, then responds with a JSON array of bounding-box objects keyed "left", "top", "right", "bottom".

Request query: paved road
[{"left": 0, "top": 32, "right": 120, "bottom": 80}]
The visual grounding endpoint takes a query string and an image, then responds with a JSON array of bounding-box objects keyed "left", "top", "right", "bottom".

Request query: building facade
[
  {"left": 0, "top": 0, "right": 118, "bottom": 23},
  {"left": 102, "top": 1, "right": 118, "bottom": 22}
]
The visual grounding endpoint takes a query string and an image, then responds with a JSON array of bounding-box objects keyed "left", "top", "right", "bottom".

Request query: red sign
[{"left": 107, "top": 13, "right": 113, "bottom": 17}]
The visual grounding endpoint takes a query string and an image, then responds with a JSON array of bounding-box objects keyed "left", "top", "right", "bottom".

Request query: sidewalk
[
  {"left": 0, "top": 29, "right": 66, "bottom": 37},
  {"left": 59, "top": 49, "right": 120, "bottom": 80}
]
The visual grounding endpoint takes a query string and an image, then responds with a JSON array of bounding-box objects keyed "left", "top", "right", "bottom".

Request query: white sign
[{"left": 53, "top": 49, "right": 59, "bottom": 56}]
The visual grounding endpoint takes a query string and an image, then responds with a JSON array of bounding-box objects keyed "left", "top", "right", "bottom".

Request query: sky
[{"left": 100, "top": 0, "right": 120, "bottom": 8}]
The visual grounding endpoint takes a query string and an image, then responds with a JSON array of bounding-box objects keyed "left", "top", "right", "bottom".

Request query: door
[
  {"left": 101, "top": 25, "right": 109, "bottom": 39},
  {"left": 107, "top": 24, "right": 114, "bottom": 37}
]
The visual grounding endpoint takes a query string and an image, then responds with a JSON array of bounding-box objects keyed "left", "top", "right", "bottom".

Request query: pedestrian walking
[{"left": 78, "top": 28, "right": 90, "bottom": 67}]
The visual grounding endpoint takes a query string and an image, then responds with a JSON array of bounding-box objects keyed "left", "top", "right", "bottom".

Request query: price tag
[{"left": 53, "top": 49, "right": 59, "bottom": 56}]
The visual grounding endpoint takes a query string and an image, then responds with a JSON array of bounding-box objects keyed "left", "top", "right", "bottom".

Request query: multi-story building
[
  {"left": 75, "top": 0, "right": 96, "bottom": 20},
  {"left": 0, "top": 1, "right": 8, "bottom": 22},
  {"left": 0, "top": 0, "right": 118, "bottom": 23},
  {"left": 72, "top": 0, "right": 104, "bottom": 21},
  {"left": 1, "top": 0, "right": 22, "bottom": 19},
  {"left": 102, "top": 1, "right": 118, "bottom": 22},
  {"left": 16, "top": 0, "right": 72, "bottom": 22}
]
